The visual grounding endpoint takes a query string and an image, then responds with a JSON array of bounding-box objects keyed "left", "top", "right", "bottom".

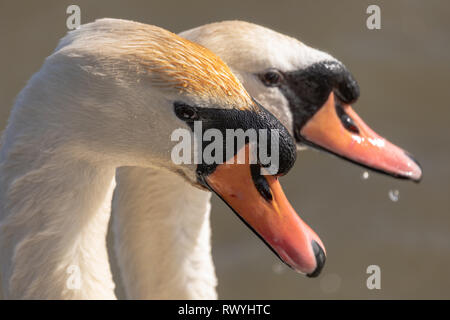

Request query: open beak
[
  {"left": 299, "top": 92, "right": 422, "bottom": 181},
  {"left": 203, "top": 145, "right": 325, "bottom": 277}
]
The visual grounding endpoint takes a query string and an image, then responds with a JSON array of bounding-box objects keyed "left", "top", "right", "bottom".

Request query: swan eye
[
  {"left": 259, "top": 69, "right": 283, "bottom": 87},
  {"left": 173, "top": 102, "right": 199, "bottom": 121}
]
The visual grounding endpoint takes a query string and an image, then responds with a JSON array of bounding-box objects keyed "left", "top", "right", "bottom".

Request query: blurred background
[{"left": 1, "top": 0, "right": 449, "bottom": 299}]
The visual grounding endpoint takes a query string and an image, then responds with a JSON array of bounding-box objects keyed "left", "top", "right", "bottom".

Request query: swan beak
[
  {"left": 203, "top": 144, "right": 326, "bottom": 277},
  {"left": 300, "top": 92, "right": 422, "bottom": 181}
]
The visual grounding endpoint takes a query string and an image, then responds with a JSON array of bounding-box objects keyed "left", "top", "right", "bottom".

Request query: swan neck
[
  {"left": 113, "top": 166, "right": 217, "bottom": 299},
  {"left": 0, "top": 147, "right": 117, "bottom": 298}
]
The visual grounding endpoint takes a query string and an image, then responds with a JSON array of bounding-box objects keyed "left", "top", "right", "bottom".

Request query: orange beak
[
  {"left": 300, "top": 92, "right": 422, "bottom": 181},
  {"left": 204, "top": 145, "right": 325, "bottom": 277}
]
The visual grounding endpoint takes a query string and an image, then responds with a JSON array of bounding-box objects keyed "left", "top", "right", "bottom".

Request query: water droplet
[
  {"left": 362, "top": 171, "right": 370, "bottom": 180},
  {"left": 388, "top": 189, "right": 400, "bottom": 202},
  {"left": 272, "top": 262, "right": 286, "bottom": 275},
  {"left": 320, "top": 273, "right": 341, "bottom": 294}
]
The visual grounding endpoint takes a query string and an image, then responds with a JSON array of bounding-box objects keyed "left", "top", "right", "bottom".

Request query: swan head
[
  {"left": 48, "top": 19, "right": 325, "bottom": 276},
  {"left": 180, "top": 21, "right": 422, "bottom": 182}
]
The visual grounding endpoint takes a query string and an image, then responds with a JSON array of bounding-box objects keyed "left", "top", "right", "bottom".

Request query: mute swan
[
  {"left": 112, "top": 21, "right": 422, "bottom": 299},
  {"left": 0, "top": 19, "right": 323, "bottom": 299}
]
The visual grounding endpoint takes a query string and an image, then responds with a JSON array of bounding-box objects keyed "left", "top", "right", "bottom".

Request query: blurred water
[{"left": 1, "top": 0, "right": 449, "bottom": 299}]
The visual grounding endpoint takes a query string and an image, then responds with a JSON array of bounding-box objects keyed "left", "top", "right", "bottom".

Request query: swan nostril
[
  {"left": 341, "top": 113, "right": 360, "bottom": 134},
  {"left": 307, "top": 240, "right": 326, "bottom": 278},
  {"left": 335, "top": 101, "right": 360, "bottom": 134},
  {"left": 250, "top": 164, "right": 273, "bottom": 202}
]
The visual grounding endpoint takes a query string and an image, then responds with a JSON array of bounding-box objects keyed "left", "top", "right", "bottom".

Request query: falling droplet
[
  {"left": 362, "top": 171, "right": 370, "bottom": 180},
  {"left": 388, "top": 189, "right": 400, "bottom": 202},
  {"left": 272, "top": 262, "right": 285, "bottom": 275},
  {"left": 320, "top": 273, "right": 342, "bottom": 294}
]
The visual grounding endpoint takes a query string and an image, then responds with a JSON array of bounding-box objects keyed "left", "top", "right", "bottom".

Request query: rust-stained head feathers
[{"left": 56, "top": 18, "right": 255, "bottom": 111}]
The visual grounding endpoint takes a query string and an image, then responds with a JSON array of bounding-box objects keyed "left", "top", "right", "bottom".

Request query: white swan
[
  {"left": 112, "top": 21, "right": 422, "bottom": 299},
  {"left": 0, "top": 19, "right": 325, "bottom": 299}
]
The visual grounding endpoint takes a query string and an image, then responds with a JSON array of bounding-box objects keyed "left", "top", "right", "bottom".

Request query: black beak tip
[
  {"left": 404, "top": 151, "right": 423, "bottom": 183},
  {"left": 307, "top": 240, "right": 326, "bottom": 278}
]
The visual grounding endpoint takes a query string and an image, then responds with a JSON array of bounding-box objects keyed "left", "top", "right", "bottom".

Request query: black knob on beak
[{"left": 307, "top": 240, "right": 326, "bottom": 278}]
